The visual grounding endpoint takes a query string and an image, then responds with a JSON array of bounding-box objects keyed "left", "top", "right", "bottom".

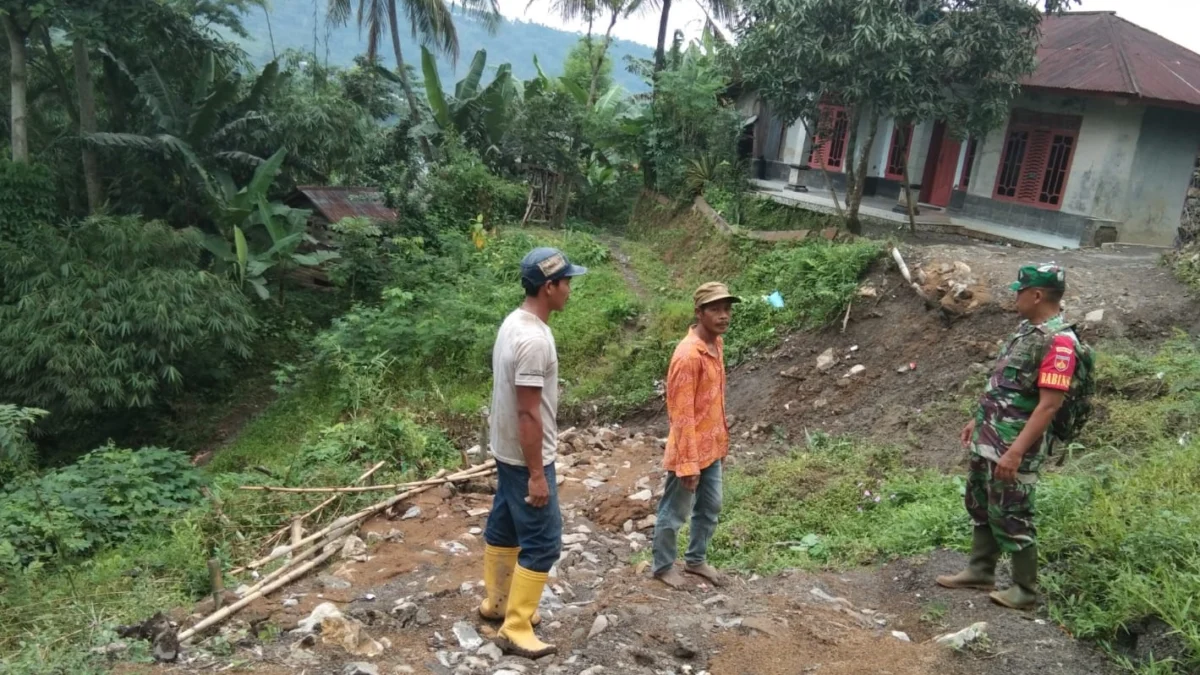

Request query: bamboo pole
[
  {"left": 259, "top": 461, "right": 387, "bottom": 550},
  {"left": 207, "top": 558, "right": 224, "bottom": 610},
  {"left": 238, "top": 461, "right": 494, "bottom": 495},
  {"left": 238, "top": 520, "right": 359, "bottom": 598},
  {"left": 179, "top": 541, "right": 343, "bottom": 643},
  {"left": 290, "top": 519, "right": 303, "bottom": 547}
]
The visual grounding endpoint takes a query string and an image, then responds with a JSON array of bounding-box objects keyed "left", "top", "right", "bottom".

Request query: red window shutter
[
  {"left": 959, "top": 137, "right": 978, "bottom": 190},
  {"left": 993, "top": 110, "right": 1080, "bottom": 210},
  {"left": 885, "top": 125, "right": 911, "bottom": 180},
  {"left": 809, "top": 105, "right": 850, "bottom": 171},
  {"left": 1015, "top": 129, "right": 1052, "bottom": 202}
]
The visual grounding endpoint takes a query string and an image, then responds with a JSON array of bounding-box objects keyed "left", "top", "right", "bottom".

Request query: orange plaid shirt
[{"left": 663, "top": 328, "right": 729, "bottom": 476}]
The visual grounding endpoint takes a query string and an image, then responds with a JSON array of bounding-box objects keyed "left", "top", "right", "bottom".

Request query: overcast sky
[{"left": 496, "top": 0, "right": 1200, "bottom": 56}]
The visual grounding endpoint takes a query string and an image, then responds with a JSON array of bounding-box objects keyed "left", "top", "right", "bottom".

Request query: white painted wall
[{"left": 967, "top": 92, "right": 1145, "bottom": 221}]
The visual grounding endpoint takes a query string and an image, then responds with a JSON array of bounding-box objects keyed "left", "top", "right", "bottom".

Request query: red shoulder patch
[{"left": 1038, "top": 334, "right": 1077, "bottom": 391}]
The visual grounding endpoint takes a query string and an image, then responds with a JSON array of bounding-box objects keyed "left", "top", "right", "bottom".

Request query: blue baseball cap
[{"left": 519, "top": 247, "right": 588, "bottom": 288}]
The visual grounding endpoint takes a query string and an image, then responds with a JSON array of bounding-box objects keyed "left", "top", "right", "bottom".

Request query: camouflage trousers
[{"left": 965, "top": 454, "right": 1037, "bottom": 553}]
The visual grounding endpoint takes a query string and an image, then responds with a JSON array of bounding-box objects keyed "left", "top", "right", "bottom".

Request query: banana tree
[
  {"left": 201, "top": 149, "right": 338, "bottom": 302},
  {"left": 87, "top": 53, "right": 280, "bottom": 206},
  {"left": 417, "top": 46, "right": 521, "bottom": 155}
]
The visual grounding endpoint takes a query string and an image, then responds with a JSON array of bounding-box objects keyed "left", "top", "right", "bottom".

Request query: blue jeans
[
  {"left": 484, "top": 462, "right": 562, "bottom": 572},
  {"left": 652, "top": 460, "right": 723, "bottom": 576}
]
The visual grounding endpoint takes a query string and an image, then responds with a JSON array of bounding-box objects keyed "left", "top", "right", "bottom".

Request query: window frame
[
  {"left": 884, "top": 124, "right": 912, "bottom": 181},
  {"left": 992, "top": 110, "right": 1082, "bottom": 211}
]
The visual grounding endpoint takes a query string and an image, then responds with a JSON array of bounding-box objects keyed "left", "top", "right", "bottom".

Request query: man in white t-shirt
[{"left": 478, "top": 247, "right": 586, "bottom": 659}]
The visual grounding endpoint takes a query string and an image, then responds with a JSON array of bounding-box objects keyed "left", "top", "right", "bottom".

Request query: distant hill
[{"left": 236, "top": 1, "right": 652, "bottom": 92}]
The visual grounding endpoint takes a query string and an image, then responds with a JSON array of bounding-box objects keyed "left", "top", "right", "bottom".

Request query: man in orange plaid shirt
[{"left": 651, "top": 282, "right": 739, "bottom": 589}]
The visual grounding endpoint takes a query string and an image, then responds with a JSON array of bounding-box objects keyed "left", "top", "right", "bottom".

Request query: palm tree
[
  {"left": 654, "top": 0, "right": 737, "bottom": 73},
  {"left": 327, "top": 0, "right": 501, "bottom": 163},
  {"left": 542, "top": 0, "right": 648, "bottom": 105}
]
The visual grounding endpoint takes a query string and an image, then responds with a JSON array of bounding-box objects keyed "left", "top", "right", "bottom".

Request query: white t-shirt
[{"left": 489, "top": 309, "right": 558, "bottom": 466}]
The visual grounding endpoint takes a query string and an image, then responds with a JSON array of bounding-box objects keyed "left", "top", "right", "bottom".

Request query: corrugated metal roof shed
[
  {"left": 1025, "top": 12, "right": 1200, "bottom": 109},
  {"left": 294, "top": 186, "right": 397, "bottom": 224}
]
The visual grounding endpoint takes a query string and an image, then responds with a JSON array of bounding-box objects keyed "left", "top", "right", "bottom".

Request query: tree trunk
[
  {"left": 588, "top": 10, "right": 620, "bottom": 107},
  {"left": 102, "top": 56, "right": 128, "bottom": 132},
  {"left": 73, "top": 37, "right": 103, "bottom": 213},
  {"left": 844, "top": 107, "right": 880, "bottom": 235},
  {"left": 820, "top": 166, "right": 844, "bottom": 218},
  {"left": 386, "top": 0, "right": 435, "bottom": 163},
  {"left": 653, "top": 0, "right": 672, "bottom": 73},
  {"left": 840, "top": 108, "right": 862, "bottom": 233},
  {"left": 38, "top": 27, "right": 80, "bottom": 126},
  {"left": 901, "top": 126, "right": 917, "bottom": 234},
  {"left": 263, "top": 4, "right": 277, "bottom": 60},
  {"left": 3, "top": 15, "right": 31, "bottom": 163}
]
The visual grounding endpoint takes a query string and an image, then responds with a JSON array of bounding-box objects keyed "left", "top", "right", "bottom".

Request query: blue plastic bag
[{"left": 766, "top": 291, "right": 785, "bottom": 308}]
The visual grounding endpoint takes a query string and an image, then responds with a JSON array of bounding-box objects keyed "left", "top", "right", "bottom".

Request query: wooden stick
[
  {"left": 841, "top": 300, "right": 852, "bottom": 333},
  {"left": 239, "top": 520, "right": 359, "bottom": 598},
  {"left": 207, "top": 558, "right": 224, "bottom": 610},
  {"left": 891, "top": 247, "right": 914, "bottom": 284},
  {"left": 238, "top": 461, "right": 494, "bottom": 495},
  {"left": 290, "top": 519, "right": 303, "bottom": 547},
  {"left": 179, "top": 541, "right": 343, "bottom": 643},
  {"left": 235, "top": 470, "right": 474, "bottom": 574},
  {"left": 890, "top": 247, "right": 938, "bottom": 309},
  {"left": 232, "top": 463, "right": 494, "bottom": 575},
  {"left": 260, "top": 461, "right": 387, "bottom": 549}
]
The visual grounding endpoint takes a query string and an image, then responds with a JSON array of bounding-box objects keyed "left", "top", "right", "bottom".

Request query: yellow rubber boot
[
  {"left": 478, "top": 545, "right": 540, "bottom": 625},
  {"left": 496, "top": 565, "right": 557, "bottom": 659}
]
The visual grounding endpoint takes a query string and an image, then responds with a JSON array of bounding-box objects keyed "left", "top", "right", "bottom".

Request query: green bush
[
  {"left": 0, "top": 404, "right": 48, "bottom": 486},
  {"left": 1167, "top": 243, "right": 1200, "bottom": 291},
  {"left": 0, "top": 445, "right": 205, "bottom": 571},
  {"left": 424, "top": 142, "right": 528, "bottom": 230},
  {"left": 0, "top": 216, "right": 258, "bottom": 418},
  {"left": 0, "top": 161, "right": 57, "bottom": 238}
]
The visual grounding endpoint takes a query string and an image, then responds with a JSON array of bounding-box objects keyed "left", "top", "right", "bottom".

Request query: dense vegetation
[{"left": 0, "top": 0, "right": 1196, "bottom": 672}]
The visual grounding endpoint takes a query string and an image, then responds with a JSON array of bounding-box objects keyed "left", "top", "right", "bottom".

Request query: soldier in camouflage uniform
[{"left": 936, "top": 265, "right": 1079, "bottom": 610}]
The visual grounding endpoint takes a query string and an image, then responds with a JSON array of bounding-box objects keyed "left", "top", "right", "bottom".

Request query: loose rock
[
  {"left": 343, "top": 663, "right": 380, "bottom": 675},
  {"left": 401, "top": 506, "right": 422, "bottom": 520},
  {"left": 294, "top": 602, "right": 344, "bottom": 634},
  {"left": 452, "top": 621, "right": 484, "bottom": 651},
  {"left": 477, "top": 642, "right": 503, "bottom": 661},
  {"left": 628, "top": 489, "right": 653, "bottom": 501},
  {"left": 817, "top": 348, "right": 836, "bottom": 371},
  {"left": 588, "top": 614, "right": 611, "bottom": 639},
  {"left": 341, "top": 535, "right": 368, "bottom": 562},
  {"left": 934, "top": 622, "right": 988, "bottom": 650}
]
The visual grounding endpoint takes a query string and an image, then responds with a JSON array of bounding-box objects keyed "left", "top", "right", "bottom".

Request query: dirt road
[{"left": 124, "top": 242, "right": 1193, "bottom": 675}]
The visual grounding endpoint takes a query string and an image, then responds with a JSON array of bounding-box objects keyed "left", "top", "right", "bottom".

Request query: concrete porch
[{"left": 752, "top": 179, "right": 1081, "bottom": 250}]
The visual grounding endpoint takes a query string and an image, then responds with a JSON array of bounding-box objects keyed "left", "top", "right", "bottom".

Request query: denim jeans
[
  {"left": 651, "top": 460, "right": 723, "bottom": 576},
  {"left": 484, "top": 461, "right": 563, "bottom": 572}
]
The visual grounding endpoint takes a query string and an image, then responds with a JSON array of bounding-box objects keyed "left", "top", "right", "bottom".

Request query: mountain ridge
[{"left": 238, "top": 0, "right": 653, "bottom": 92}]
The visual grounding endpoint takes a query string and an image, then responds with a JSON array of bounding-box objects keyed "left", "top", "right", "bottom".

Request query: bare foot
[
  {"left": 654, "top": 567, "right": 688, "bottom": 589},
  {"left": 684, "top": 562, "right": 727, "bottom": 587}
]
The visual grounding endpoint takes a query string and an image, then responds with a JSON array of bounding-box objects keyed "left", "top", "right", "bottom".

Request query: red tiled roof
[
  {"left": 294, "top": 186, "right": 397, "bottom": 224},
  {"left": 1025, "top": 12, "right": 1200, "bottom": 109}
]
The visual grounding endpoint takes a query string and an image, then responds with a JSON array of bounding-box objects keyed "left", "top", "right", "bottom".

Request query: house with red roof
[{"left": 759, "top": 12, "right": 1200, "bottom": 247}]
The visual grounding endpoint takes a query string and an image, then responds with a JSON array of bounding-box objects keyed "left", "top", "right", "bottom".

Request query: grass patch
[
  {"left": 1165, "top": 243, "right": 1200, "bottom": 292},
  {"left": 709, "top": 336, "right": 1200, "bottom": 672},
  {"left": 706, "top": 187, "right": 841, "bottom": 232}
]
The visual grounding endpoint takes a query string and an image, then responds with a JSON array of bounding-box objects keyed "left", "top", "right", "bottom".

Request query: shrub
[
  {"left": 0, "top": 404, "right": 47, "bottom": 486},
  {"left": 0, "top": 216, "right": 258, "bottom": 418},
  {"left": 0, "top": 161, "right": 57, "bottom": 238},
  {"left": 328, "top": 216, "right": 396, "bottom": 301},
  {"left": 0, "top": 445, "right": 205, "bottom": 571},
  {"left": 423, "top": 142, "right": 527, "bottom": 231}
]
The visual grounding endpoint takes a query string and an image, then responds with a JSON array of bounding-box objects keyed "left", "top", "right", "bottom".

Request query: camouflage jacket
[{"left": 970, "top": 314, "right": 1077, "bottom": 480}]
